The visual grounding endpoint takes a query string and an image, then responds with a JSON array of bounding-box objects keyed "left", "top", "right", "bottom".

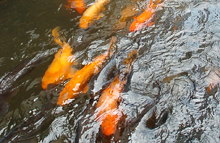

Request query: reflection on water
[{"left": 0, "top": 0, "right": 220, "bottom": 142}]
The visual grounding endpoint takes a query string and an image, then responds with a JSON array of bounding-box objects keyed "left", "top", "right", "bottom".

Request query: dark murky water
[{"left": 0, "top": 0, "right": 220, "bottom": 142}]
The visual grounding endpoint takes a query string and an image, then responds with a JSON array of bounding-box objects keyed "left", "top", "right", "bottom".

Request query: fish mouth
[
  {"left": 79, "top": 16, "right": 93, "bottom": 29},
  {"left": 79, "top": 23, "right": 88, "bottom": 29}
]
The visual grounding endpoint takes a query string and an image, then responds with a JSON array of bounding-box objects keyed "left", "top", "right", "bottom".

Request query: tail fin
[
  {"left": 107, "top": 36, "right": 117, "bottom": 57},
  {"left": 52, "top": 27, "right": 64, "bottom": 47}
]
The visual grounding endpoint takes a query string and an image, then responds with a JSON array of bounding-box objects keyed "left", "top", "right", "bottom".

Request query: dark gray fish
[
  {"left": 89, "top": 57, "right": 117, "bottom": 96},
  {"left": 0, "top": 92, "right": 55, "bottom": 143},
  {"left": 0, "top": 51, "right": 46, "bottom": 118}
]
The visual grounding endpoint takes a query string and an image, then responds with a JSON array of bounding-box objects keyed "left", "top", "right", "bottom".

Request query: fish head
[
  {"left": 79, "top": 15, "right": 94, "bottom": 29},
  {"left": 129, "top": 20, "right": 139, "bottom": 32}
]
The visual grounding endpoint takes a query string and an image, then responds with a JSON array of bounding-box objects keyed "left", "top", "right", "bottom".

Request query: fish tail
[
  {"left": 52, "top": 27, "right": 64, "bottom": 47},
  {"left": 107, "top": 36, "right": 117, "bottom": 58},
  {"left": 57, "top": 88, "right": 68, "bottom": 106},
  {"left": 101, "top": 113, "right": 118, "bottom": 136}
]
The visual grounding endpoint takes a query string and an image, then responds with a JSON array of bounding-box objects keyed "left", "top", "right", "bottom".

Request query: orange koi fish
[
  {"left": 79, "top": 0, "right": 110, "bottom": 29},
  {"left": 42, "top": 27, "right": 77, "bottom": 90},
  {"left": 115, "top": 5, "right": 138, "bottom": 30},
  {"left": 129, "top": 0, "right": 159, "bottom": 32},
  {"left": 57, "top": 37, "right": 116, "bottom": 106},
  {"left": 95, "top": 50, "right": 138, "bottom": 136},
  {"left": 65, "top": 0, "right": 86, "bottom": 14}
]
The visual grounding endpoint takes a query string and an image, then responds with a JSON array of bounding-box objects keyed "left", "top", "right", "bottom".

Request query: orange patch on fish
[
  {"left": 42, "top": 27, "right": 77, "bottom": 90},
  {"left": 66, "top": 0, "right": 86, "bottom": 14},
  {"left": 115, "top": 5, "right": 138, "bottom": 30},
  {"left": 95, "top": 75, "right": 123, "bottom": 136},
  {"left": 57, "top": 37, "right": 116, "bottom": 106},
  {"left": 129, "top": 0, "right": 158, "bottom": 32},
  {"left": 95, "top": 50, "right": 138, "bottom": 136},
  {"left": 79, "top": 0, "right": 110, "bottom": 29},
  {"left": 100, "top": 111, "right": 120, "bottom": 136}
]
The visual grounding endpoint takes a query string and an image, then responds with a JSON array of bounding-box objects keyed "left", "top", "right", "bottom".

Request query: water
[{"left": 0, "top": 0, "right": 220, "bottom": 142}]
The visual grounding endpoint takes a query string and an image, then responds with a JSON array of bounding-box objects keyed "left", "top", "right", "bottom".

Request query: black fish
[
  {"left": 88, "top": 57, "right": 117, "bottom": 97},
  {"left": 0, "top": 51, "right": 46, "bottom": 118},
  {"left": 0, "top": 91, "right": 55, "bottom": 143}
]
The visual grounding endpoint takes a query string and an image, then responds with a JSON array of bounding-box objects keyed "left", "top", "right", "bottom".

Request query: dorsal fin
[{"left": 52, "top": 27, "right": 64, "bottom": 47}]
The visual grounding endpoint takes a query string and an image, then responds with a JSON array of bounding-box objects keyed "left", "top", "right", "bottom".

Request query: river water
[{"left": 0, "top": 0, "right": 220, "bottom": 142}]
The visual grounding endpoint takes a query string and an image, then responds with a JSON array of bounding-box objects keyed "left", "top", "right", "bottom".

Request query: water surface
[{"left": 0, "top": 0, "right": 220, "bottom": 142}]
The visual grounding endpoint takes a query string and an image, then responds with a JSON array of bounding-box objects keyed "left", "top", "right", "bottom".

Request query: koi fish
[
  {"left": 0, "top": 50, "right": 46, "bottom": 118},
  {"left": 79, "top": 0, "right": 110, "bottom": 29},
  {"left": 0, "top": 89, "right": 55, "bottom": 142},
  {"left": 95, "top": 50, "right": 138, "bottom": 136},
  {"left": 115, "top": 5, "right": 138, "bottom": 30},
  {"left": 129, "top": 0, "right": 159, "bottom": 32},
  {"left": 57, "top": 37, "right": 116, "bottom": 106},
  {"left": 42, "top": 27, "right": 77, "bottom": 90},
  {"left": 65, "top": 0, "right": 86, "bottom": 14}
]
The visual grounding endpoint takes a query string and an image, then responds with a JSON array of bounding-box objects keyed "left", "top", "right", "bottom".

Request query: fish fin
[
  {"left": 97, "top": 13, "right": 105, "bottom": 20},
  {"left": 67, "top": 67, "right": 78, "bottom": 79},
  {"left": 52, "top": 27, "right": 60, "bottom": 39},
  {"left": 64, "top": 5, "right": 71, "bottom": 9},
  {"left": 115, "top": 22, "right": 126, "bottom": 30},
  {"left": 101, "top": 7, "right": 105, "bottom": 12},
  {"left": 148, "top": 22, "right": 155, "bottom": 27},
  {"left": 82, "top": 84, "right": 89, "bottom": 93},
  {"left": 10, "top": 88, "right": 19, "bottom": 97},
  {"left": 107, "top": 36, "right": 117, "bottom": 57},
  {"left": 52, "top": 27, "right": 63, "bottom": 47},
  {"left": 133, "top": 16, "right": 137, "bottom": 20},
  {"left": 46, "top": 83, "right": 57, "bottom": 90},
  {"left": 155, "top": 0, "right": 164, "bottom": 4},
  {"left": 72, "top": 60, "right": 78, "bottom": 65}
]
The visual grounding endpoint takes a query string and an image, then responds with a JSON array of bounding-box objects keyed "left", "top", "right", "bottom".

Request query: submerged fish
[
  {"left": 115, "top": 5, "right": 138, "bottom": 30},
  {"left": 65, "top": 0, "right": 86, "bottom": 14},
  {"left": 0, "top": 90, "right": 55, "bottom": 142},
  {"left": 129, "top": 0, "right": 160, "bottom": 32},
  {"left": 79, "top": 0, "right": 110, "bottom": 29},
  {"left": 0, "top": 51, "right": 46, "bottom": 118},
  {"left": 42, "top": 27, "right": 77, "bottom": 90},
  {"left": 57, "top": 37, "right": 117, "bottom": 106},
  {"left": 95, "top": 50, "right": 138, "bottom": 136}
]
